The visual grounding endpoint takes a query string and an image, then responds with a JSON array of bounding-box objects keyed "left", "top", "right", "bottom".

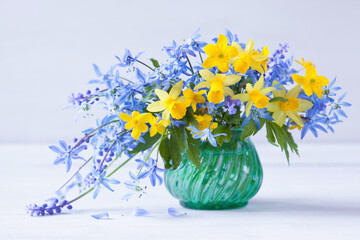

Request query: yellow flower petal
[
  {"left": 208, "top": 89, "right": 224, "bottom": 104},
  {"left": 297, "top": 99, "right": 313, "bottom": 112},
  {"left": 286, "top": 111, "right": 304, "bottom": 127},
  {"left": 244, "top": 39, "right": 254, "bottom": 54},
  {"left": 273, "top": 111, "right": 287, "bottom": 127},
  {"left": 286, "top": 85, "right": 301, "bottom": 98},
  {"left": 217, "top": 60, "right": 230, "bottom": 72},
  {"left": 146, "top": 101, "right": 166, "bottom": 112},
  {"left": 125, "top": 122, "right": 134, "bottom": 130},
  {"left": 139, "top": 113, "right": 153, "bottom": 123},
  {"left": 154, "top": 89, "right": 169, "bottom": 101},
  {"left": 231, "top": 42, "right": 244, "bottom": 56},
  {"left": 245, "top": 100, "right": 253, "bottom": 116},
  {"left": 223, "top": 75, "right": 241, "bottom": 86},
  {"left": 216, "top": 34, "right": 228, "bottom": 50},
  {"left": 234, "top": 93, "right": 249, "bottom": 102},
  {"left": 292, "top": 74, "right": 305, "bottom": 85},
  {"left": 260, "top": 87, "right": 275, "bottom": 95},
  {"left": 254, "top": 75, "right": 264, "bottom": 91},
  {"left": 245, "top": 83, "right": 254, "bottom": 93},
  {"left": 251, "top": 54, "right": 267, "bottom": 62},
  {"left": 223, "top": 87, "right": 234, "bottom": 97},
  {"left": 204, "top": 44, "right": 219, "bottom": 57},
  {"left": 202, "top": 57, "right": 216, "bottom": 69},
  {"left": 194, "top": 81, "right": 211, "bottom": 90},
  {"left": 169, "top": 80, "right": 183, "bottom": 99},
  {"left": 199, "top": 69, "right": 216, "bottom": 82},
  {"left": 119, "top": 112, "right": 131, "bottom": 122},
  {"left": 131, "top": 111, "right": 140, "bottom": 119},
  {"left": 149, "top": 126, "right": 157, "bottom": 137},
  {"left": 162, "top": 110, "right": 170, "bottom": 127},
  {"left": 266, "top": 102, "right": 280, "bottom": 112},
  {"left": 131, "top": 128, "right": 141, "bottom": 140}
]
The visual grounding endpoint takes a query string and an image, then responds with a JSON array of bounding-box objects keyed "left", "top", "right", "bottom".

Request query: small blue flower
[
  {"left": 92, "top": 171, "right": 120, "bottom": 199},
  {"left": 136, "top": 159, "right": 166, "bottom": 187},
  {"left": 330, "top": 93, "right": 351, "bottom": 120},
  {"left": 49, "top": 141, "right": 87, "bottom": 172},
  {"left": 187, "top": 126, "right": 226, "bottom": 147},
  {"left": 242, "top": 107, "right": 273, "bottom": 130},
  {"left": 116, "top": 49, "right": 143, "bottom": 68}
]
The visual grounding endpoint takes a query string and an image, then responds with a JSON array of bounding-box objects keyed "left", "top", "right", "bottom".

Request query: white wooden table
[{"left": 0, "top": 143, "right": 359, "bottom": 240}]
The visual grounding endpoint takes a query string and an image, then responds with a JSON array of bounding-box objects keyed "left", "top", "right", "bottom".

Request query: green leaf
[
  {"left": 159, "top": 136, "right": 171, "bottom": 168},
  {"left": 185, "top": 130, "right": 201, "bottom": 168},
  {"left": 129, "top": 132, "right": 160, "bottom": 155},
  {"left": 265, "top": 121, "right": 278, "bottom": 147},
  {"left": 270, "top": 97, "right": 288, "bottom": 103},
  {"left": 184, "top": 110, "right": 198, "bottom": 128},
  {"left": 169, "top": 132, "right": 182, "bottom": 169},
  {"left": 240, "top": 120, "right": 257, "bottom": 141},
  {"left": 212, "top": 125, "right": 231, "bottom": 146},
  {"left": 149, "top": 58, "right": 160, "bottom": 68},
  {"left": 174, "top": 126, "right": 185, "bottom": 152}
]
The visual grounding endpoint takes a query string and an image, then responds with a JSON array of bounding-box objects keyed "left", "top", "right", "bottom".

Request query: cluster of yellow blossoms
[{"left": 120, "top": 34, "right": 330, "bottom": 140}]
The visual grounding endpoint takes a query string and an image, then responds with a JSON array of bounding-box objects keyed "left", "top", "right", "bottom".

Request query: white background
[{"left": 0, "top": 0, "right": 359, "bottom": 144}]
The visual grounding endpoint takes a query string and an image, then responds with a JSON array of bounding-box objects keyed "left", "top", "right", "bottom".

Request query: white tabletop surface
[{"left": 0, "top": 142, "right": 359, "bottom": 240}]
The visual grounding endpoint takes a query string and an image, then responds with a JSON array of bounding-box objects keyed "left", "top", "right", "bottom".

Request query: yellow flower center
[
  {"left": 310, "top": 78, "right": 316, "bottom": 83},
  {"left": 170, "top": 102, "right": 186, "bottom": 119},
  {"left": 249, "top": 90, "right": 269, "bottom": 108},
  {"left": 279, "top": 97, "right": 299, "bottom": 111},
  {"left": 164, "top": 97, "right": 176, "bottom": 110},
  {"left": 218, "top": 53, "right": 224, "bottom": 59}
]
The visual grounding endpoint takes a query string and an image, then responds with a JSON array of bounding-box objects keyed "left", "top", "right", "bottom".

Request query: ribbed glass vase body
[{"left": 164, "top": 128, "right": 263, "bottom": 210}]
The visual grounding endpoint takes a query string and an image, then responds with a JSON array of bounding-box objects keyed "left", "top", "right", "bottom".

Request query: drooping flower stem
[
  {"left": 130, "top": 57, "right": 154, "bottom": 71},
  {"left": 186, "top": 54, "right": 194, "bottom": 74},
  {"left": 57, "top": 157, "right": 93, "bottom": 192}
]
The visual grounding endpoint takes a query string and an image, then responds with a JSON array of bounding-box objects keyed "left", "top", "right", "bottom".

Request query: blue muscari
[{"left": 27, "top": 29, "right": 351, "bottom": 216}]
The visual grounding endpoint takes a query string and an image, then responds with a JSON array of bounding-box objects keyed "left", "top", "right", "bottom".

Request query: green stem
[
  {"left": 186, "top": 55, "right": 194, "bottom": 74},
  {"left": 199, "top": 52, "right": 204, "bottom": 63},
  {"left": 136, "top": 138, "right": 162, "bottom": 177},
  {"left": 132, "top": 58, "right": 154, "bottom": 71}
]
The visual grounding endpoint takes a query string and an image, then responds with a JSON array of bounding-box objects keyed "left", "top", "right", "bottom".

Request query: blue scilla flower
[
  {"left": 164, "top": 41, "right": 196, "bottom": 59},
  {"left": 224, "top": 28, "right": 240, "bottom": 45},
  {"left": 300, "top": 108, "right": 328, "bottom": 139},
  {"left": 187, "top": 28, "right": 207, "bottom": 53},
  {"left": 330, "top": 93, "right": 351, "bottom": 120},
  {"left": 136, "top": 158, "right": 166, "bottom": 187},
  {"left": 92, "top": 171, "right": 120, "bottom": 199},
  {"left": 323, "top": 78, "right": 341, "bottom": 101},
  {"left": 26, "top": 199, "right": 72, "bottom": 216},
  {"left": 242, "top": 107, "right": 274, "bottom": 130},
  {"left": 49, "top": 141, "right": 87, "bottom": 172},
  {"left": 187, "top": 126, "right": 227, "bottom": 147},
  {"left": 115, "top": 49, "right": 143, "bottom": 68}
]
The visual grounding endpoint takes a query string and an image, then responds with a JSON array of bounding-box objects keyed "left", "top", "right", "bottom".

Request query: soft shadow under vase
[{"left": 164, "top": 128, "right": 263, "bottom": 210}]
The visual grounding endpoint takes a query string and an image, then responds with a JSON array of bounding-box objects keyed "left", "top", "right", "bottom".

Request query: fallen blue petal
[
  {"left": 168, "top": 207, "right": 187, "bottom": 217},
  {"left": 91, "top": 212, "right": 110, "bottom": 220},
  {"left": 132, "top": 208, "right": 149, "bottom": 217}
]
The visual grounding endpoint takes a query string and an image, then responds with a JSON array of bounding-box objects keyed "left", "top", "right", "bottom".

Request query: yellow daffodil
[
  {"left": 194, "top": 114, "right": 218, "bottom": 131},
  {"left": 183, "top": 89, "right": 206, "bottom": 111},
  {"left": 252, "top": 46, "right": 269, "bottom": 73},
  {"left": 194, "top": 69, "right": 241, "bottom": 104},
  {"left": 295, "top": 57, "right": 314, "bottom": 69},
  {"left": 292, "top": 66, "right": 329, "bottom": 98},
  {"left": 119, "top": 111, "right": 153, "bottom": 140},
  {"left": 230, "top": 39, "right": 268, "bottom": 74},
  {"left": 146, "top": 80, "right": 186, "bottom": 126},
  {"left": 234, "top": 75, "right": 275, "bottom": 116},
  {"left": 266, "top": 84, "right": 313, "bottom": 127},
  {"left": 202, "top": 34, "right": 238, "bottom": 72},
  {"left": 149, "top": 116, "right": 166, "bottom": 137}
]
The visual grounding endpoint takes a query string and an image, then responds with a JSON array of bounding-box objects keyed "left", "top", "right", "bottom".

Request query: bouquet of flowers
[{"left": 27, "top": 29, "right": 350, "bottom": 217}]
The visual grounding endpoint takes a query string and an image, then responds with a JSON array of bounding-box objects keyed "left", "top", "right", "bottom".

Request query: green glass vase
[{"left": 164, "top": 128, "right": 263, "bottom": 210}]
